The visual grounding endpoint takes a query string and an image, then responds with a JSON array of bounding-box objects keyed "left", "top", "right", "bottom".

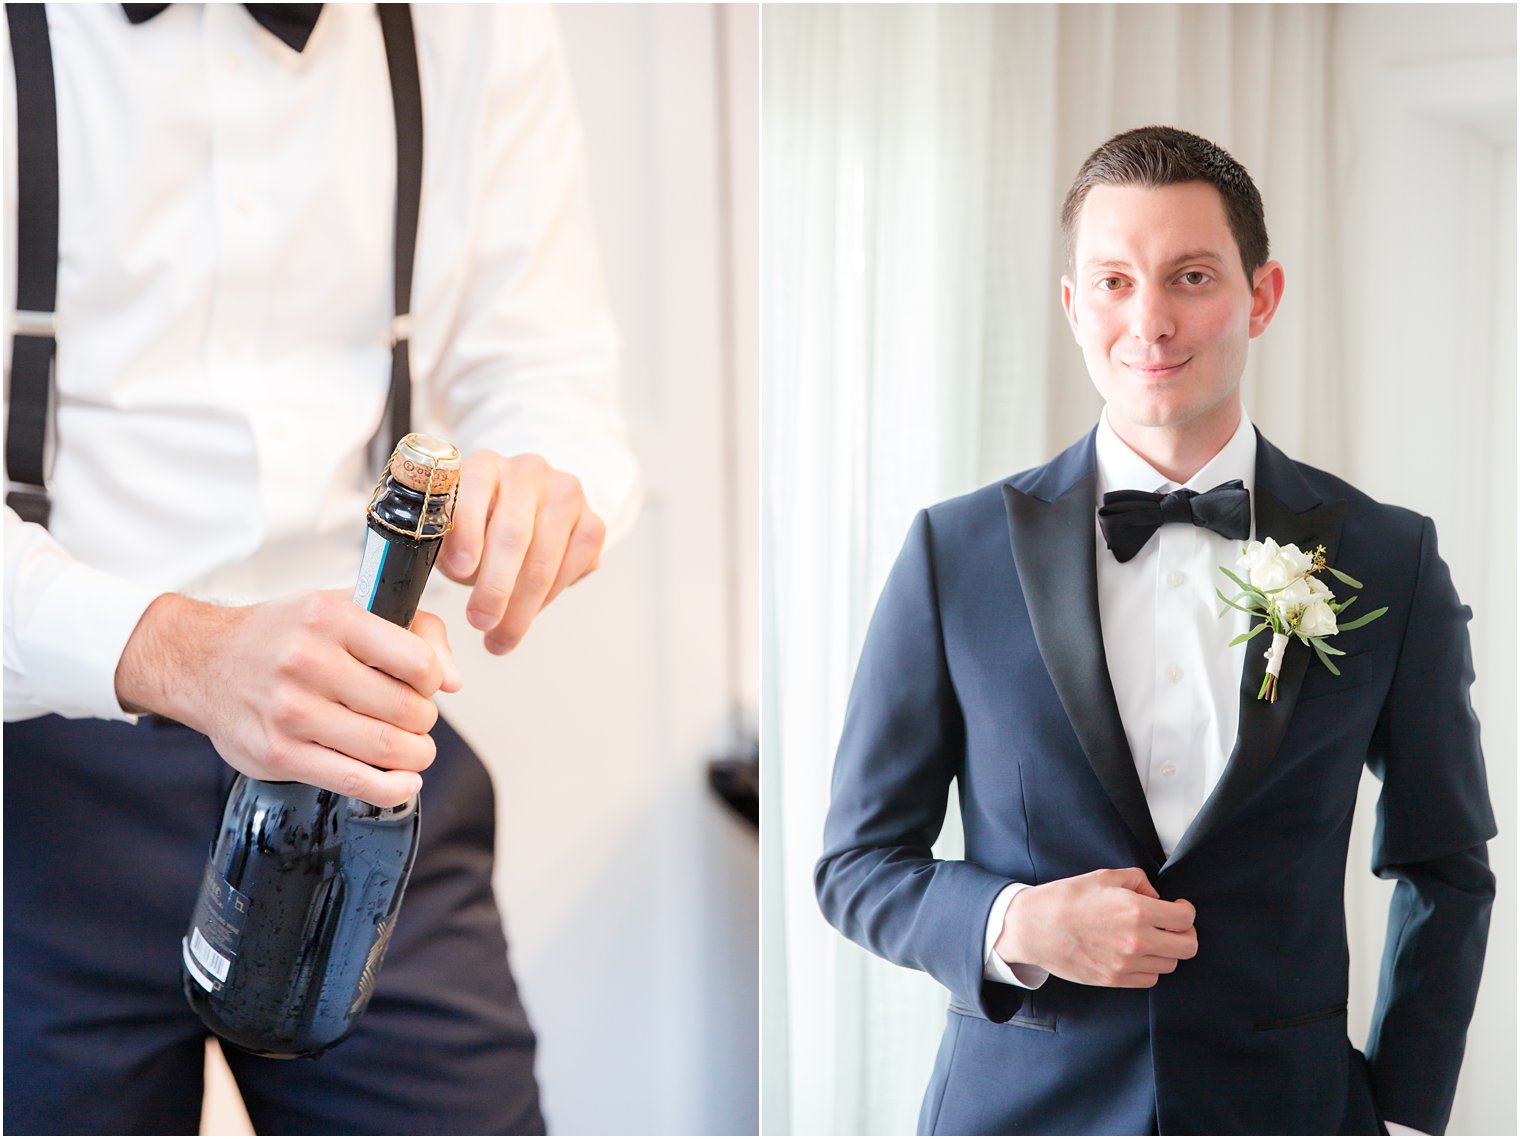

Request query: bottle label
[
  {"left": 183, "top": 864, "right": 250, "bottom": 993},
  {"left": 352, "top": 526, "right": 390, "bottom": 613}
]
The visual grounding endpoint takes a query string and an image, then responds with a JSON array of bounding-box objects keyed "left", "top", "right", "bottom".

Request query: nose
[{"left": 1129, "top": 283, "right": 1175, "bottom": 345}]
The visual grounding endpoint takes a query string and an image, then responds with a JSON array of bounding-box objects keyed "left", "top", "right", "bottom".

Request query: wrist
[
  {"left": 994, "top": 882, "right": 1040, "bottom": 968},
  {"left": 114, "top": 593, "right": 225, "bottom": 722}
]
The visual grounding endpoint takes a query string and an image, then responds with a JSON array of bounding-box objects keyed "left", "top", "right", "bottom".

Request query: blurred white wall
[
  {"left": 1330, "top": 9, "right": 1516, "bottom": 1135},
  {"left": 203, "top": 6, "right": 759, "bottom": 1135}
]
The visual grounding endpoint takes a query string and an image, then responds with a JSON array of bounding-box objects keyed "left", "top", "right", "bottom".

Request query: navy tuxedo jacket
[{"left": 816, "top": 429, "right": 1495, "bottom": 1136}]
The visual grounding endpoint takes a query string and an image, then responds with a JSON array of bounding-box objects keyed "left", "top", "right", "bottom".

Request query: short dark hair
[{"left": 1060, "top": 126, "right": 1269, "bottom": 278}]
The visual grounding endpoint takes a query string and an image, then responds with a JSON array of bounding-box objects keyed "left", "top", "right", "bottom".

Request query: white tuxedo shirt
[{"left": 4, "top": 4, "right": 640, "bottom": 723}]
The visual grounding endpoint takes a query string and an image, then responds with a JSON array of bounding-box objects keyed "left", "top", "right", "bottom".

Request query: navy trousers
[{"left": 4, "top": 714, "right": 544, "bottom": 1136}]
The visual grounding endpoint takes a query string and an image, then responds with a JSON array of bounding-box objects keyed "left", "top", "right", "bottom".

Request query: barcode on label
[{"left": 190, "top": 926, "right": 232, "bottom": 982}]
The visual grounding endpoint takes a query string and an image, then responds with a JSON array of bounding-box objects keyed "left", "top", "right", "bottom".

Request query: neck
[{"left": 1108, "top": 401, "right": 1243, "bottom": 485}]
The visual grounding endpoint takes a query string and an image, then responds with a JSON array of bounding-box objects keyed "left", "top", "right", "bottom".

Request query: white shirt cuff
[
  {"left": 1384, "top": 1124, "right": 1429, "bottom": 1136},
  {"left": 982, "top": 881, "right": 1050, "bottom": 989},
  {"left": 5, "top": 513, "right": 162, "bottom": 722}
]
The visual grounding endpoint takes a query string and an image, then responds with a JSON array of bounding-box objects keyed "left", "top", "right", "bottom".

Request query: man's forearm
[{"left": 114, "top": 593, "right": 227, "bottom": 720}]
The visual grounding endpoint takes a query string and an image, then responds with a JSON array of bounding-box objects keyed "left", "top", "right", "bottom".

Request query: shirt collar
[{"left": 1095, "top": 404, "right": 1257, "bottom": 499}]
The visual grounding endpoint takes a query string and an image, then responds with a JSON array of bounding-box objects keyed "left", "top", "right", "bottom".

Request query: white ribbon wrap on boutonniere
[
  {"left": 1264, "top": 631, "right": 1290, "bottom": 684},
  {"left": 1217, "top": 539, "right": 1389, "bottom": 702}
]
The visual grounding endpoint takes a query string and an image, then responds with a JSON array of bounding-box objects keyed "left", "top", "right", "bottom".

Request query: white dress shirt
[{"left": 4, "top": 4, "right": 640, "bottom": 723}]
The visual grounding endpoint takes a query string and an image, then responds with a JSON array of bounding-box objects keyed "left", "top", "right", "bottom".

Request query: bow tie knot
[
  {"left": 1156, "top": 488, "right": 1201, "bottom": 526},
  {"left": 1098, "top": 480, "right": 1251, "bottom": 563}
]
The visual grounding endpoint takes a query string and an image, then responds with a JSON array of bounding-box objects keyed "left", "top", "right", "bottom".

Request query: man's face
[{"left": 1061, "top": 181, "right": 1282, "bottom": 439}]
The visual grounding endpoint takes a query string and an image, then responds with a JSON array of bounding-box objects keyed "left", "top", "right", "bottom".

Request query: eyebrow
[{"left": 1084, "top": 250, "right": 1225, "bottom": 271}]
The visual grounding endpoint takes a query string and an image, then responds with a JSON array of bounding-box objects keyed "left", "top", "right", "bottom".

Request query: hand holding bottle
[{"left": 114, "top": 590, "right": 461, "bottom": 808}]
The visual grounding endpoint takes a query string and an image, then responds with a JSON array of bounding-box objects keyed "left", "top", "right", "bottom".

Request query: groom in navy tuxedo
[{"left": 816, "top": 126, "right": 1494, "bottom": 1135}]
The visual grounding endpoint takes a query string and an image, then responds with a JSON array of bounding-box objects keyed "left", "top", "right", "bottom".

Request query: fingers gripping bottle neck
[{"left": 182, "top": 435, "right": 461, "bottom": 1059}]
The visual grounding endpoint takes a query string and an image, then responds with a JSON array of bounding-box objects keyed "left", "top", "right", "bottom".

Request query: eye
[
  {"left": 1180, "top": 270, "right": 1211, "bottom": 286},
  {"left": 1096, "top": 277, "right": 1124, "bottom": 292}
]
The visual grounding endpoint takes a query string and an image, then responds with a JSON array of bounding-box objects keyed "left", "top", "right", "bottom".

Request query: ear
[
  {"left": 1060, "top": 274, "right": 1080, "bottom": 340},
  {"left": 1247, "top": 261, "right": 1285, "bottom": 338}
]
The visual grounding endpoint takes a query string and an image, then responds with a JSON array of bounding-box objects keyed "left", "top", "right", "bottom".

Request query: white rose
[
  {"left": 1281, "top": 543, "right": 1315, "bottom": 577},
  {"left": 1237, "top": 538, "right": 1276, "bottom": 577},
  {"left": 1307, "top": 573, "right": 1333, "bottom": 600},
  {"left": 1240, "top": 539, "right": 1317, "bottom": 593},
  {"left": 1298, "top": 597, "right": 1339, "bottom": 639},
  {"left": 1255, "top": 558, "right": 1294, "bottom": 591},
  {"left": 1274, "top": 576, "right": 1313, "bottom": 618},
  {"left": 1239, "top": 539, "right": 1281, "bottom": 589},
  {"left": 1243, "top": 539, "right": 1307, "bottom": 593}
]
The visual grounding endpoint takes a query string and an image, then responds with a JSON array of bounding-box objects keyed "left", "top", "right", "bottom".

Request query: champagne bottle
[{"left": 181, "top": 434, "right": 462, "bottom": 1058}]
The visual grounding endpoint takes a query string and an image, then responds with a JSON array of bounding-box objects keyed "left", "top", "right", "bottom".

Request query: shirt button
[
  {"left": 1166, "top": 665, "right": 1183, "bottom": 684},
  {"left": 1168, "top": 569, "right": 1187, "bottom": 588},
  {"left": 1160, "top": 763, "right": 1178, "bottom": 779}
]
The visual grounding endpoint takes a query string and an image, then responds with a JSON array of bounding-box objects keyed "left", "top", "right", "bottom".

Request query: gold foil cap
[{"left": 389, "top": 433, "right": 462, "bottom": 495}]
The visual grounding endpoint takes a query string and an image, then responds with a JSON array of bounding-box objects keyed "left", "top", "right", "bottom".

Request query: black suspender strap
[
  {"left": 6, "top": 3, "right": 60, "bottom": 528},
  {"left": 377, "top": 2, "right": 421, "bottom": 460},
  {"left": 4, "top": 3, "right": 423, "bottom": 529}
]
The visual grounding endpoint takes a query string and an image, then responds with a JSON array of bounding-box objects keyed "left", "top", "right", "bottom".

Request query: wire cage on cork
[{"left": 366, "top": 433, "right": 462, "bottom": 541}]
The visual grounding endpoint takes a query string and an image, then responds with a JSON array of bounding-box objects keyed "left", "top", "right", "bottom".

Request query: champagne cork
[{"left": 390, "top": 433, "right": 461, "bottom": 495}]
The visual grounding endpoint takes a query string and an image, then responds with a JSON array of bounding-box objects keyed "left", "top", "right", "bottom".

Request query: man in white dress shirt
[
  {"left": 4, "top": 5, "right": 638, "bottom": 1133},
  {"left": 817, "top": 126, "right": 1493, "bottom": 1134}
]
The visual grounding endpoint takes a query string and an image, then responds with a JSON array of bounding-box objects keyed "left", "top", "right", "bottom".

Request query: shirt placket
[
  {"left": 202, "top": 7, "right": 279, "bottom": 521},
  {"left": 1149, "top": 503, "right": 1208, "bottom": 856}
]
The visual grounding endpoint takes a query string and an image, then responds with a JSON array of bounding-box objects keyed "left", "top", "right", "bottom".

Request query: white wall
[
  {"left": 436, "top": 7, "right": 758, "bottom": 1134},
  {"left": 1330, "top": 7, "right": 1515, "bottom": 1134}
]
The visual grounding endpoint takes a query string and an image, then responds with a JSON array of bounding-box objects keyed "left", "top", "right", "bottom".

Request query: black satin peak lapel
[
  {"left": 1004, "top": 473, "right": 1166, "bottom": 868},
  {"left": 1163, "top": 438, "right": 1347, "bottom": 871}
]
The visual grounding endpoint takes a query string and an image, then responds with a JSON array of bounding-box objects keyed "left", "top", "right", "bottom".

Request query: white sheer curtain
[{"left": 762, "top": 5, "right": 1513, "bottom": 1134}]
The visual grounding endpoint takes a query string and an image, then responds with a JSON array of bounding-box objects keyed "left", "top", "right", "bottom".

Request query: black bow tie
[
  {"left": 1097, "top": 480, "right": 1251, "bottom": 563},
  {"left": 122, "top": 4, "right": 324, "bottom": 53}
]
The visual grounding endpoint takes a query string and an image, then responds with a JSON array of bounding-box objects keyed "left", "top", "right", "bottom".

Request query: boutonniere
[{"left": 1216, "top": 539, "right": 1388, "bottom": 702}]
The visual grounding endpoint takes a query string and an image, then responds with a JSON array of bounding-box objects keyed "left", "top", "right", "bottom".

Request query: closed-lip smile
[{"left": 1125, "top": 358, "right": 1190, "bottom": 377}]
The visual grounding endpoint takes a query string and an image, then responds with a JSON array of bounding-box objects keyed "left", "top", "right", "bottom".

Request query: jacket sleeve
[
  {"left": 1363, "top": 515, "right": 1497, "bottom": 1134},
  {"left": 815, "top": 509, "right": 1027, "bottom": 1022}
]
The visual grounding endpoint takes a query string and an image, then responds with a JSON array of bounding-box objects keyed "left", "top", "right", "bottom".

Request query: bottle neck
[{"left": 369, "top": 475, "right": 452, "bottom": 540}]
